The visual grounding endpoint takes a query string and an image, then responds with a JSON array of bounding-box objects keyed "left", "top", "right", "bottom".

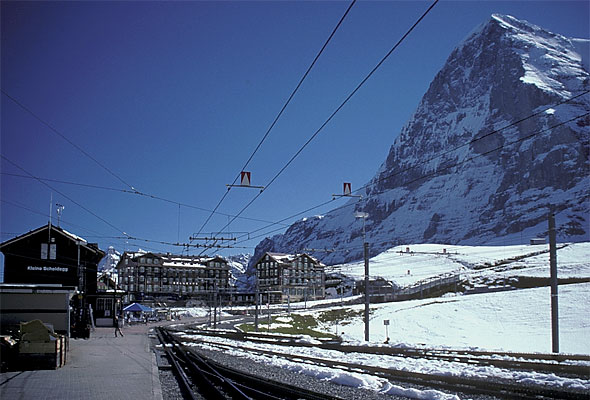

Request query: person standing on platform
[{"left": 114, "top": 315, "right": 124, "bottom": 337}]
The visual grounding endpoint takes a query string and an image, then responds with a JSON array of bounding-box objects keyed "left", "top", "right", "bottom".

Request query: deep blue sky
[{"left": 1, "top": 1, "right": 589, "bottom": 276}]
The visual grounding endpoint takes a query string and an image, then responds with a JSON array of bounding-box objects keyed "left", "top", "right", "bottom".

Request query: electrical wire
[
  {"left": 233, "top": 91, "right": 588, "bottom": 243},
  {"left": 1, "top": 198, "right": 117, "bottom": 239},
  {"left": 1, "top": 172, "right": 289, "bottom": 227},
  {"left": 1, "top": 154, "right": 131, "bottom": 237},
  {"left": 206, "top": 0, "right": 440, "bottom": 247},
  {"left": 1, "top": 89, "right": 139, "bottom": 193},
  {"left": 194, "top": 0, "right": 358, "bottom": 238},
  {"left": 230, "top": 111, "right": 589, "bottom": 254}
]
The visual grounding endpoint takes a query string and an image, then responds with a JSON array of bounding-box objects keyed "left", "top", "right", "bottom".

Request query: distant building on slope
[
  {"left": 116, "top": 252, "right": 231, "bottom": 305},
  {"left": 253, "top": 252, "right": 325, "bottom": 304}
]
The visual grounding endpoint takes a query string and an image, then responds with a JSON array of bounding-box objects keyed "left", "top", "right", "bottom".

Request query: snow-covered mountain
[
  {"left": 227, "top": 253, "right": 254, "bottom": 291},
  {"left": 253, "top": 14, "right": 590, "bottom": 266},
  {"left": 98, "top": 245, "right": 121, "bottom": 272}
]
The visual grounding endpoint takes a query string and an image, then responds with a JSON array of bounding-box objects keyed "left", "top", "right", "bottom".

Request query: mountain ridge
[{"left": 251, "top": 14, "right": 590, "bottom": 267}]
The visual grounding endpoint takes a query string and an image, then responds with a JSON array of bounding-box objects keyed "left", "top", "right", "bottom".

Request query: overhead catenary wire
[
  {"left": 230, "top": 89, "right": 588, "bottom": 243},
  {"left": 1, "top": 172, "right": 289, "bottom": 227},
  {"left": 1, "top": 89, "right": 139, "bottom": 193},
  {"left": 360, "top": 90, "right": 590, "bottom": 195},
  {"left": 1, "top": 154, "right": 131, "bottom": 238},
  {"left": 1, "top": 198, "right": 119, "bottom": 239},
  {"left": 194, "top": 0, "right": 358, "bottom": 238},
  {"left": 0, "top": 90, "right": 287, "bottom": 233},
  {"left": 0, "top": 190, "right": 248, "bottom": 253},
  {"left": 230, "top": 110, "right": 589, "bottom": 253},
  {"left": 204, "top": 0, "right": 440, "bottom": 252}
]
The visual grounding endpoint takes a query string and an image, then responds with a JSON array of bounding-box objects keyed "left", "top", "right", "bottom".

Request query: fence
[{"left": 370, "top": 273, "right": 460, "bottom": 303}]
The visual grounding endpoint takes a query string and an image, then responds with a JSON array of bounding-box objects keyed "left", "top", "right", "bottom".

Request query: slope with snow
[
  {"left": 327, "top": 242, "right": 590, "bottom": 290},
  {"left": 309, "top": 282, "right": 590, "bottom": 355},
  {"left": 175, "top": 242, "right": 590, "bottom": 399}
]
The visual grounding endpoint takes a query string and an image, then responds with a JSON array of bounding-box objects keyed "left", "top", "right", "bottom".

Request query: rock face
[
  {"left": 227, "top": 253, "right": 253, "bottom": 290},
  {"left": 98, "top": 246, "right": 121, "bottom": 272},
  {"left": 252, "top": 14, "right": 590, "bottom": 266}
]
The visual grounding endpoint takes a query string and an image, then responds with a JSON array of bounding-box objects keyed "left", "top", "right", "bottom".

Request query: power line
[
  {"left": 361, "top": 90, "right": 590, "bottom": 195},
  {"left": 207, "top": 0, "right": 440, "bottom": 247},
  {"left": 232, "top": 91, "right": 588, "bottom": 242},
  {"left": 1, "top": 154, "right": 131, "bottom": 237},
  {"left": 1, "top": 172, "right": 254, "bottom": 255},
  {"left": 1, "top": 198, "right": 116, "bottom": 239},
  {"left": 194, "top": 0, "right": 358, "bottom": 238},
  {"left": 230, "top": 111, "right": 589, "bottom": 252},
  {"left": 1, "top": 89, "right": 138, "bottom": 193},
  {"left": 1, "top": 172, "right": 289, "bottom": 227}
]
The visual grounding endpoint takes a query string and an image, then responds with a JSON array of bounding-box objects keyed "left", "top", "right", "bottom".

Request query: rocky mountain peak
[{"left": 252, "top": 14, "right": 590, "bottom": 267}]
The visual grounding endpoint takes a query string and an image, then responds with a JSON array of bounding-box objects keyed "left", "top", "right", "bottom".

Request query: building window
[{"left": 97, "top": 298, "right": 113, "bottom": 311}]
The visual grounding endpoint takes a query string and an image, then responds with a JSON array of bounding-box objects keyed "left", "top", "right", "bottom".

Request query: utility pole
[
  {"left": 255, "top": 267, "right": 259, "bottom": 332},
  {"left": 355, "top": 211, "right": 370, "bottom": 342},
  {"left": 213, "top": 282, "right": 218, "bottom": 329},
  {"left": 267, "top": 291, "right": 271, "bottom": 332},
  {"left": 335, "top": 183, "right": 368, "bottom": 340},
  {"left": 549, "top": 211, "right": 559, "bottom": 353},
  {"left": 364, "top": 241, "right": 369, "bottom": 342}
]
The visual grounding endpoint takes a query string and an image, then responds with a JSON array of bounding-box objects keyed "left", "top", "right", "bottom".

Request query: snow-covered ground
[
  {"left": 310, "top": 283, "right": 590, "bottom": 354},
  {"left": 327, "top": 242, "right": 590, "bottom": 288},
  {"left": 173, "top": 242, "right": 590, "bottom": 400}
]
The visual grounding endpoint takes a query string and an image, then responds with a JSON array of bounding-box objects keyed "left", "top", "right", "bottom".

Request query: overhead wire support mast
[
  {"left": 226, "top": 170, "right": 265, "bottom": 191},
  {"left": 188, "top": 236, "right": 237, "bottom": 242},
  {"left": 333, "top": 182, "right": 362, "bottom": 200}
]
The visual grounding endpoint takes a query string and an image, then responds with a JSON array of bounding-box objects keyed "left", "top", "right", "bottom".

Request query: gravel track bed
[
  {"left": 153, "top": 330, "right": 498, "bottom": 399},
  {"left": 192, "top": 346, "right": 397, "bottom": 400}
]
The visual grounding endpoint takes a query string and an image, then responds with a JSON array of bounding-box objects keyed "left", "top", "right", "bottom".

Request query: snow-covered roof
[
  {"left": 259, "top": 252, "right": 323, "bottom": 267},
  {"left": 59, "top": 228, "right": 87, "bottom": 244},
  {"left": 0, "top": 223, "right": 103, "bottom": 256},
  {"left": 162, "top": 260, "right": 206, "bottom": 268}
]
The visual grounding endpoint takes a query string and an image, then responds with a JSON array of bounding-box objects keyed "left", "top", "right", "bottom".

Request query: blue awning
[{"left": 123, "top": 303, "right": 154, "bottom": 312}]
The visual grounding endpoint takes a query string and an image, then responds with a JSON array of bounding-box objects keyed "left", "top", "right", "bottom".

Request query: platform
[{"left": 0, "top": 324, "right": 163, "bottom": 400}]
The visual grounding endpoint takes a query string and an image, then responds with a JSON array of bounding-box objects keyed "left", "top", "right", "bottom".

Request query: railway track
[
  {"left": 175, "top": 326, "right": 590, "bottom": 378},
  {"left": 170, "top": 326, "right": 590, "bottom": 399},
  {"left": 156, "top": 327, "right": 346, "bottom": 400}
]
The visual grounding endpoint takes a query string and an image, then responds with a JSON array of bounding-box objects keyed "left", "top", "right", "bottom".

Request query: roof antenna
[
  {"left": 48, "top": 193, "right": 53, "bottom": 243},
  {"left": 56, "top": 203, "right": 65, "bottom": 227}
]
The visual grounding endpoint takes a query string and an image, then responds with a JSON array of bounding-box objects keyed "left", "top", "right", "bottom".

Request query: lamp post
[{"left": 355, "top": 211, "right": 369, "bottom": 342}]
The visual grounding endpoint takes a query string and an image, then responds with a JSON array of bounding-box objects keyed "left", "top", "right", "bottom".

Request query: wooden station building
[{"left": 0, "top": 223, "right": 105, "bottom": 337}]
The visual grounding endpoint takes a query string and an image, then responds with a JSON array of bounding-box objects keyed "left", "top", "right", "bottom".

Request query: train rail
[
  {"left": 169, "top": 326, "right": 590, "bottom": 400},
  {"left": 156, "top": 327, "right": 345, "bottom": 400},
  {"left": 174, "top": 326, "right": 590, "bottom": 378}
]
